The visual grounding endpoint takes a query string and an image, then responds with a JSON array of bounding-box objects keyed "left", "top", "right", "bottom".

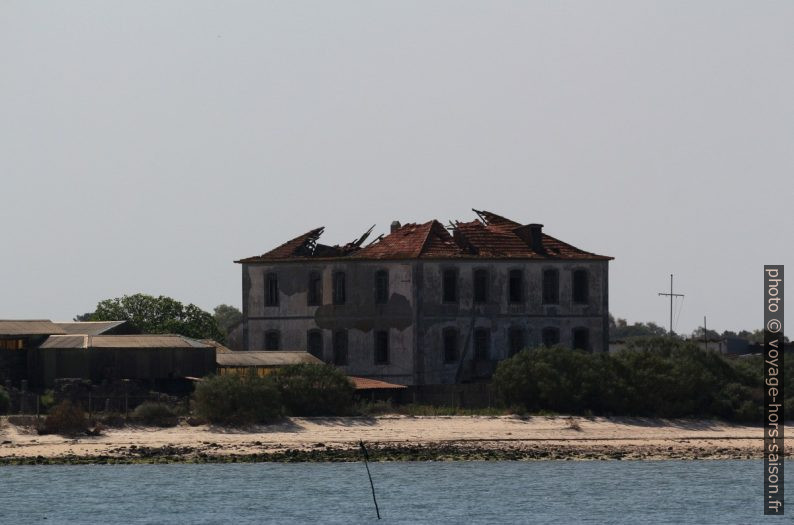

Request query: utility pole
[
  {"left": 703, "top": 316, "right": 707, "bottom": 349},
  {"left": 658, "top": 274, "right": 685, "bottom": 336}
]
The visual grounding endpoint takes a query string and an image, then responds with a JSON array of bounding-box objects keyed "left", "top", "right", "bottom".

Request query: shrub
[
  {"left": 272, "top": 364, "right": 355, "bottom": 416},
  {"left": 193, "top": 373, "right": 282, "bottom": 425},
  {"left": 41, "top": 400, "right": 88, "bottom": 435},
  {"left": 0, "top": 386, "right": 9, "bottom": 415},
  {"left": 493, "top": 339, "right": 775, "bottom": 422},
  {"left": 39, "top": 390, "right": 56, "bottom": 411},
  {"left": 131, "top": 402, "right": 178, "bottom": 427}
]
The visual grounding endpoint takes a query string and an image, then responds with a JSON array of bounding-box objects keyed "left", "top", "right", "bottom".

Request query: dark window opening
[
  {"left": 508, "top": 327, "right": 525, "bottom": 356},
  {"left": 265, "top": 330, "right": 280, "bottom": 350},
  {"left": 542, "top": 327, "right": 560, "bottom": 347},
  {"left": 375, "top": 270, "right": 389, "bottom": 304},
  {"left": 308, "top": 272, "right": 322, "bottom": 306},
  {"left": 474, "top": 328, "right": 489, "bottom": 361},
  {"left": 473, "top": 269, "right": 488, "bottom": 304},
  {"left": 307, "top": 330, "right": 323, "bottom": 359},
  {"left": 573, "top": 328, "right": 590, "bottom": 351},
  {"left": 572, "top": 269, "right": 589, "bottom": 304},
  {"left": 266, "top": 273, "right": 279, "bottom": 306},
  {"left": 333, "top": 330, "right": 348, "bottom": 365},
  {"left": 508, "top": 269, "right": 523, "bottom": 303},
  {"left": 374, "top": 330, "right": 389, "bottom": 365},
  {"left": 542, "top": 269, "right": 559, "bottom": 305},
  {"left": 443, "top": 328, "right": 458, "bottom": 364},
  {"left": 442, "top": 269, "right": 457, "bottom": 303},
  {"left": 333, "top": 272, "right": 346, "bottom": 305}
]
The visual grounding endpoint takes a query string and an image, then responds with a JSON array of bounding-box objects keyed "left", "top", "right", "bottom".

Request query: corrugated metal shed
[
  {"left": 53, "top": 320, "right": 128, "bottom": 335},
  {"left": 0, "top": 320, "right": 66, "bottom": 336},
  {"left": 217, "top": 351, "right": 323, "bottom": 367},
  {"left": 39, "top": 334, "right": 212, "bottom": 349}
]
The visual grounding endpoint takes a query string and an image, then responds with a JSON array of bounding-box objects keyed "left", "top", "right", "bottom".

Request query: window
[
  {"left": 573, "top": 328, "right": 590, "bottom": 351},
  {"left": 307, "top": 330, "right": 323, "bottom": 359},
  {"left": 333, "top": 330, "right": 348, "bottom": 365},
  {"left": 375, "top": 270, "right": 389, "bottom": 304},
  {"left": 333, "top": 272, "right": 346, "bottom": 305},
  {"left": 542, "top": 327, "right": 560, "bottom": 347},
  {"left": 442, "top": 269, "right": 457, "bottom": 303},
  {"left": 473, "top": 269, "right": 488, "bottom": 303},
  {"left": 542, "top": 269, "right": 559, "bottom": 305},
  {"left": 508, "top": 269, "right": 523, "bottom": 303},
  {"left": 572, "top": 269, "right": 589, "bottom": 304},
  {"left": 443, "top": 328, "right": 458, "bottom": 363},
  {"left": 474, "top": 328, "right": 489, "bottom": 361},
  {"left": 374, "top": 330, "right": 389, "bottom": 364},
  {"left": 308, "top": 272, "right": 322, "bottom": 306},
  {"left": 265, "top": 330, "right": 280, "bottom": 350},
  {"left": 508, "top": 327, "right": 525, "bottom": 356},
  {"left": 266, "top": 273, "right": 279, "bottom": 306}
]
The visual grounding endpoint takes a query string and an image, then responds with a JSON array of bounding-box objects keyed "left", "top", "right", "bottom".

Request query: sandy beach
[{"left": 0, "top": 415, "right": 776, "bottom": 464}]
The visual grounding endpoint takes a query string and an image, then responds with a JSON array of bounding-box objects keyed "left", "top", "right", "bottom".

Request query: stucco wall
[
  {"left": 244, "top": 258, "right": 609, "bottom": 385},
  {"left": 244, "top": 261, "right": 416, "bottom": 384}
]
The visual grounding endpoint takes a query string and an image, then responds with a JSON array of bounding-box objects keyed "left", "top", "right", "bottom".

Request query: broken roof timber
[{"left": 235, "top": 210, "right": 613, "bottom": 263}]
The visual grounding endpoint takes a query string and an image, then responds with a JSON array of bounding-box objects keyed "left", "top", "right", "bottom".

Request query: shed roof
[
  {"left": 0, "top": 320, "right": 66, "bottom": 336},
  {"left": 39, "top": 334, "right": 212, "bottom": 349},
  {"left": 216, "top": 351, "right": 324, "bottom": 367},
  {"left": 53, "top": 320, "right": 128, "bottom": 336},
  {"left": 236, "top": 209, "right": 612, "bottom": 263},
  {"left": 349, "top": 376, "right": 408, "bottom": 390}
]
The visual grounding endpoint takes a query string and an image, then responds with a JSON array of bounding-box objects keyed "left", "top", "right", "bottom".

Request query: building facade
[{"left": 237, "top": 210, "right": 612, "bottom": 385}]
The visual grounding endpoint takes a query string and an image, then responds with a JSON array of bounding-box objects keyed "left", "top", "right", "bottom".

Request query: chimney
[
  {"left": 514, "top": 223, "right": 544, "bottom": 252},
  {"left": 390, "top": 220, "right": 401, "bottom": 233}
]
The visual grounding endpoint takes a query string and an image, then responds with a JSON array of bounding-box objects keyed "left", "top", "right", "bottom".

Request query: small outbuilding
[
  {"left": 216, "top": 351, "right": 323, "bottom": 377},
  {"left": 28, "top": 334, "right": 216, "bottom": 387}
]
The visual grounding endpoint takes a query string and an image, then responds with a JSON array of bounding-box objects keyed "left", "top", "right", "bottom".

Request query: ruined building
[{"left": 236, "top": 210, "right": 612, "bottom": 385}]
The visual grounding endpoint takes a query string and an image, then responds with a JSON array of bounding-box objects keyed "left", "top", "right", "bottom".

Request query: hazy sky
[{"left": 2, "top": 1, "right": 791, "bottom": 334}]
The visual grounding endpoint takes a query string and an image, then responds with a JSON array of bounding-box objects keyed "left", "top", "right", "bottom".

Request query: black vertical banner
[{"left": 764, "top": 265, "right": 784, "bottom": 515}]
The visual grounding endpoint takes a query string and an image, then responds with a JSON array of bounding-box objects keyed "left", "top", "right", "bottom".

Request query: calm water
[{"left": 0, "top": 460, "right": 786, "bottom": 524}]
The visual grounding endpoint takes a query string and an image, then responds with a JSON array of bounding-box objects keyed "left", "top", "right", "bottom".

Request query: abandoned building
[{"left": 236, "top": 210, "right": 612, "bottom": 386}]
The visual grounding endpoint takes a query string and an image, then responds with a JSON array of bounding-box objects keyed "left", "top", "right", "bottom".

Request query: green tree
[
  {"left": 90, "top": 293, "right": 224, "bottom": 342},
  {"left": 608, "top": 314, "right": 667, "bottom": 339},
  {"left": 213, "top": 304, "right": 243, "bottom": 334},
  {"left": 493, "top": 338, "right": 771, "bottom": 422}
]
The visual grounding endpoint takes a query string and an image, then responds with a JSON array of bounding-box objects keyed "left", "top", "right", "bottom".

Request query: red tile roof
[{"left": 235, "top": 210, "right": 612, "bottom": 263}]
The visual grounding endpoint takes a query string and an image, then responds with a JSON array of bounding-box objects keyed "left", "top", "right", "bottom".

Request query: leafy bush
[
  {"left": 0, "top": 386, "right": 9, "bottom": 415},
  {"left": 272, "top": 364, "right": 355, "bottom": 416},
  {"left": 39, "top": 390, "right": 56, "bottom": 411},
  {"left": 193, "top": 373, "right": 282, "bottom": 425},
  {"left": 41, "top": 400, "right": 88, "bottom": 435},
  {"left": 493, "top": 339, "right": 774, "bottom": 421},
  {"left": 131, "top": 402, "right": 178, "bottom": 427}
]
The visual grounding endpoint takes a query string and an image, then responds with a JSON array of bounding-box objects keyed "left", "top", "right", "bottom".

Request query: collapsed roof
[{"left": 235, "top": 210, "right": 612, "bottom": 263}]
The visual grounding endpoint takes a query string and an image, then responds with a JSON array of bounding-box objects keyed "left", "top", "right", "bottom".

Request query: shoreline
[{"left": 0, "top": 415, "right": 779, "bottom": 465}]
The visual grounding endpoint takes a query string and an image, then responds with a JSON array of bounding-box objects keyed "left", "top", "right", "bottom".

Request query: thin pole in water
[{"left": 359, "top": 440, "right": 381, "bottom": 520}]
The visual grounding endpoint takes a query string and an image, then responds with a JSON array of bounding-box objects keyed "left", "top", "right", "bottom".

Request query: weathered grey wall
[
  {"left": 244, "top": 261, "right": 417, "bottom": 384},
  {"left": 244, "top": 258, "right": 609, "bottom": 385},
  {"left": 415, "top": 260, "right": 608, "bottom": 384}
]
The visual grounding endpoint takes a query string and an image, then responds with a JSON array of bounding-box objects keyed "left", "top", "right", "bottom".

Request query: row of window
[
  {"left": 265, "top": 268, "right": 589, "bottom": 307},
  {"left": 266, "top": 270, "right": 389, "bottom": 307},
  {"left": 261, "top": 326, "right": 591, "bottom": 365}
]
